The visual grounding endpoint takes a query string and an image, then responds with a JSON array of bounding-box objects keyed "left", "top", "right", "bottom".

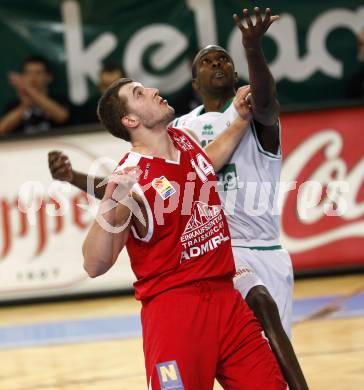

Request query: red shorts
[{"left": 141, "top": 279, "right": 286, "bottom": 389}]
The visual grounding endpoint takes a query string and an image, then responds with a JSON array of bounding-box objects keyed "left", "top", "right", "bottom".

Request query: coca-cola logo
[{"left": 281, "top": 124, "right": 364, "bottom": 254}]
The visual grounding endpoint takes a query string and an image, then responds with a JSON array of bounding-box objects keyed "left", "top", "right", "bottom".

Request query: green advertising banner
[{"left": 0, "top": 0, "right": 363, "bottom": 117}]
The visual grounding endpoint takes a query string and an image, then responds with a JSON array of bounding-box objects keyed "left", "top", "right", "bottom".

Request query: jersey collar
[{"left": 199, "top": 97, "right": 234, "bottom": 116}]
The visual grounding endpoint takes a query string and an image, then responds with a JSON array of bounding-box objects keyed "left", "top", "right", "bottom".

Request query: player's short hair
[
  {"left": 97, "top": 78, "right": 134, "bottom": 142},
  {"left": 191, "top": 45, "right": 234, "bottom": 79},
  {"left": 22, "top": 55, "right": 52, "bottom": 74}
]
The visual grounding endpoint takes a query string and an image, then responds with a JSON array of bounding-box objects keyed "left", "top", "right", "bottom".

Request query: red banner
[{"left": 280, "top": 107, "right": 364, "bottom": 271}]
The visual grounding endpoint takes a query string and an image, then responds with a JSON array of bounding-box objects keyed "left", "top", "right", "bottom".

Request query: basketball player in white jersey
[
  {"left": 171, "top": 8, "right": 308, "bottom": 389},
  {"left": 48, "top": 7, "right": 308, "bottom": 389}
]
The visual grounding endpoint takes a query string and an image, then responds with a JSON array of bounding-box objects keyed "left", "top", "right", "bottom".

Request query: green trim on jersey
[
  {"left": 234, "top": 245, "right": 283, "bottom": 251},
  {"left": 219, "top": 97, "right": 234, "bottom": 113},
  {"left": 198, "top": 97, "right": 234, "bottom": 116}
]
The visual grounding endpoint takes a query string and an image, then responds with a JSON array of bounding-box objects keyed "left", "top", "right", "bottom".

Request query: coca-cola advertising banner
[
  {"left": 0, "top": 106, "right": 363, "bottom": 301},
  {"left": 280, "top": 106, "right": 364, "bottom": 271}
]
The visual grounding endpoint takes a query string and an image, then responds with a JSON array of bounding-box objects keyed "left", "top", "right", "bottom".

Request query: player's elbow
[
  {"left": 82, "top": 244, "right": 106, "bottom": 278},
  {"left": 83, "top": 258, "right": 108, "bottom": 278}
]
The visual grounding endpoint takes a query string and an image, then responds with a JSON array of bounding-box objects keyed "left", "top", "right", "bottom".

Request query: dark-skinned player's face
[{"left": 193, "top": 50, "right": 237, "bottom": 94}]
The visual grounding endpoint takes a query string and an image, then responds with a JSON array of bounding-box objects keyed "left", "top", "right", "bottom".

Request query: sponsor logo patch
[
  {"left": 152, "top": 176, "right": 176, "bottom": 200},
  {"left": 202, "top": 123, "right": 214, "bottom": 135},
  {"left": 156, "top": 360, "right": 184, "bottom": 389}
]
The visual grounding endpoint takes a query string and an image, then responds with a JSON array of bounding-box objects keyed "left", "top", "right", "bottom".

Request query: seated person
[{"left": 0, "top": 55, "right": 70, "bottom": 136}]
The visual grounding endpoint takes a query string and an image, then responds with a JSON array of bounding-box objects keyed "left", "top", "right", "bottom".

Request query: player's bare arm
[
  {"left": 204, "top": 85, "right": 252, "bottom": 171},
  {"left": 234, "top": 7, "right": 280, "bottom": 154},
  {"left": 48, "top": 151, "right": 106, "bottom": 199},
  {"left": 82, "top": 167, "right": 141, "bottom": 277}
]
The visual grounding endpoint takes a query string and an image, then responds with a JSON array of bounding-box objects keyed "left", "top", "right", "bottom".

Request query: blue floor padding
[
  {"left": 1, "top": 294, "right": 363, "bottom": 349},
  {"left": 292, "top": 293, "right": 364, "bottom": 322},
  {"left": 0, "top": 314, "right": 141, "bottom": 349}
]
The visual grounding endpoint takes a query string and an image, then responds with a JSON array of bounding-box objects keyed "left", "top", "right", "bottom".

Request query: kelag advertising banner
[
  {"left": 0, "top": 107, "right": 363, "bottom": 301},
  {"left": 0, "top": 0, "right": 363, "bottom": 112}
]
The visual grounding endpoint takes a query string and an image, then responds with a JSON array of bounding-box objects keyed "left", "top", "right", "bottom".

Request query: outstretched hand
[{"left": 233, "top": 7, "right": 279, "bottom": 48}]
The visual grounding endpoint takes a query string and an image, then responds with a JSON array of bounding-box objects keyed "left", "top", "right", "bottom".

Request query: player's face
[
  {"left": 23, "top": 63, "right": 52, "bottom": 90},
  {"left": 119, "top": 82, "right": 175, "bottom": 128},
  {"left": 194, "top": 50, "right": 237, "bottom": 94}
]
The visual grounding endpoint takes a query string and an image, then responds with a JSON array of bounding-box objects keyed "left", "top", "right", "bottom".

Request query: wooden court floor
[{"left": 1, "top": 274, "right": 364, "bottom": 390}]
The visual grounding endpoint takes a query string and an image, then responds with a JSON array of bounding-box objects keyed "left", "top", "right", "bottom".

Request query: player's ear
[
  {"left": 121, "top": 114, "right": 139, "bottom": 129},
  {"left": 192, "top": 78, "right": 199, "bottom": 92}
]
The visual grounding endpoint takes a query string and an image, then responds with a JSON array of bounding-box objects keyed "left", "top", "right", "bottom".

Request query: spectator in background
[
  {"left": 76, "top": 63, "right": 124, "bottom": 124},
  {"left": 0, "top": 55, "right": 70, "bottom": 136},
  {"left": 346, "top": 28, "right": 364, "bottom": 99}
]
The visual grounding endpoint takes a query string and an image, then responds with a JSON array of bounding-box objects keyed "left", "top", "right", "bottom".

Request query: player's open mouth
[{"left": 214, "top": 71, "right": 225, "bottom": 79}]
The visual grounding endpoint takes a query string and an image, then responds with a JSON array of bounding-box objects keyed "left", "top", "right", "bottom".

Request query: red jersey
[{"left": 117, "top": 127, "right": 235, "bottom": 301}]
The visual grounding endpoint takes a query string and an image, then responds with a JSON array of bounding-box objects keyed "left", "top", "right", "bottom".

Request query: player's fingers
[
  {"left": 236, "top": 84, "right": 250, "bottom": 92},
  {"left": 51, "top": 167, "right": 70, "bottom": 180},
  {"left": 236, "top": 85, "right": 251, "bottom": 100},
  {"left": 243, "top": 9, "right": 254, "bottom": 29},
  {"left": 119, "top": 166, "right": 142, "bottom": 180},
  {"left": 263, "top": 8, "right": 271, "bottom": 24},
  {"left": 246, "top": 92, "right": 253, "bottom": 105},
  {"left": 48, "top": 154, "right": 69, "bottom": 169},
  {"left": 264, "top": 17, "right": 279, "bottom": 33},
  {"left": 232, "top": 13, "right": 245, "bottom": 31},
  {"left": 263, "top": 8, "right": 279, "bottom": 26},
  {"left": 50, "top": 161, "right": 71, "bottom": 175},
  {"left": 49, "top": 156, "right": 69, "bottom": 170},
  {"left": 109, "top": 169, "right": 141, "bottom": 185},
  {"left": 254, "top": 7, "right": 262, "bottom": 24},
  {"left": 48, "top": 150, "right": 63, "bottom": 163}
]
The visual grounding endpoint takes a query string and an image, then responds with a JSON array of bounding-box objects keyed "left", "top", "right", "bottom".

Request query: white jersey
[
  {"left": 173, "top": 101, "right": 293, "bottom": 336},
  {"left": 172, "top": 99, "right": 282, "bottom": 247}
]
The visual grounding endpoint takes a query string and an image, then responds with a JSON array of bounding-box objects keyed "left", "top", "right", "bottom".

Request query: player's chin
[
  {"left": 166, "top": 107, "right": 175, "bottom": 123},
  {"left": 211, "top": 79, "right": 232, "bottom": 89}
]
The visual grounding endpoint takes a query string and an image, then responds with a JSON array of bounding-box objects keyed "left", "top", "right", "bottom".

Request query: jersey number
[{"left": 190, "top": 153, "right": 215, "bottom": 183}]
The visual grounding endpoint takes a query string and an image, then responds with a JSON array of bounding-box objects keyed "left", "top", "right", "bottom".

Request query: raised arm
[
  {"left": 48, "top": 151, "right": 106, "bottom": 199},
  {"left": 82, "top": 167, "right": 141, "bottom": 277},
  {"left": 204, "top": 85, "right": 252, "bottom": 172},
  {"left": 234, "top": 7, "right": 280, "bottom": 154}
]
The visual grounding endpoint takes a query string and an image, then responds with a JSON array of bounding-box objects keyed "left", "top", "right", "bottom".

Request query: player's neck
[
  {"left": 202, "top": 90, "right": 235, "bottom": 112},
  {"left": 131, "top": 128, "right": 178, "bottom": 161}
]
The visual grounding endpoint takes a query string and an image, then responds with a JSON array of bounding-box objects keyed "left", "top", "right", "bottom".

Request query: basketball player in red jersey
[{"left": 82, "top": 78, "right": 286, "bottom": 389}]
